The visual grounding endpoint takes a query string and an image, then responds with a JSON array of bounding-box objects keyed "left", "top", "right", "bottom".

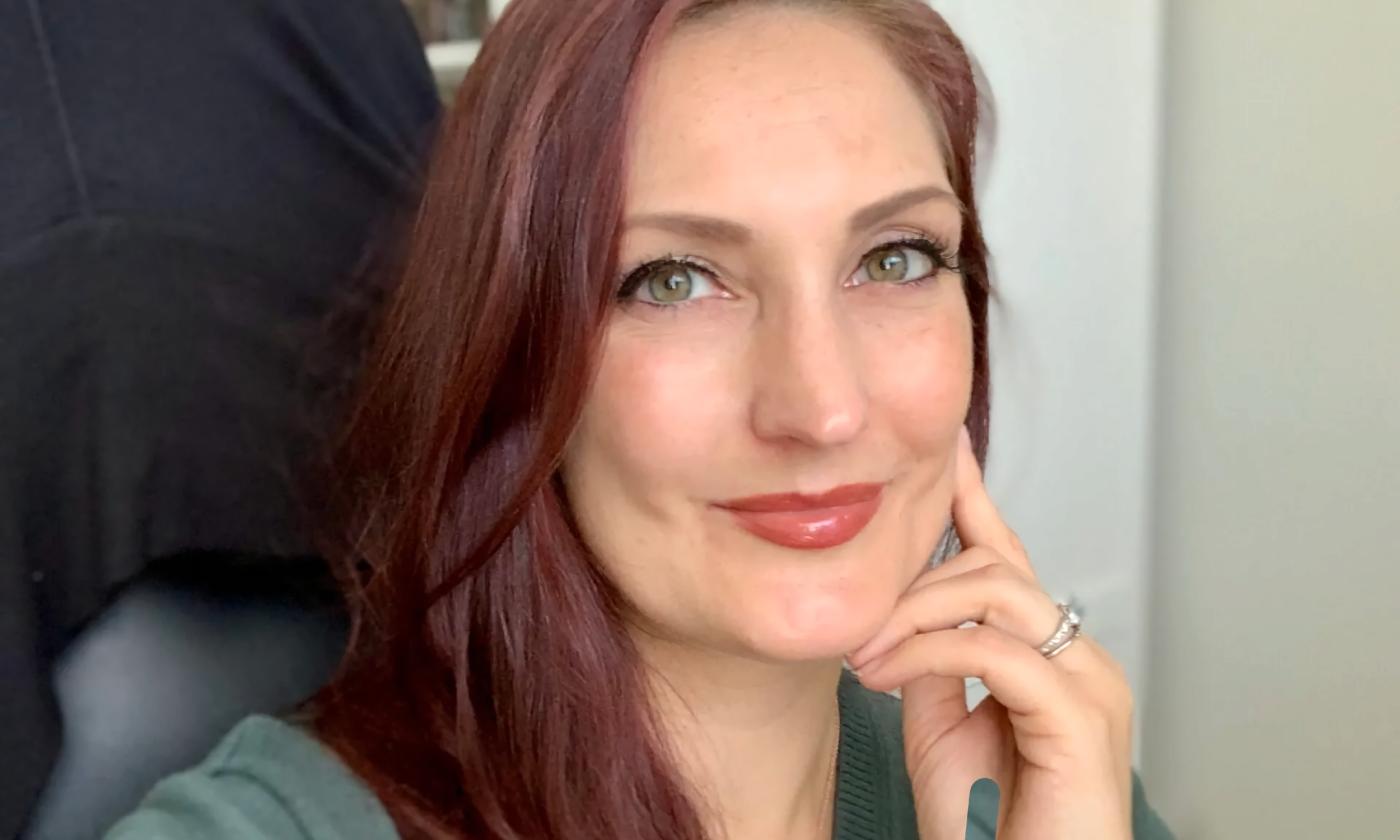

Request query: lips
[{"left": 715, "top": 482, "right": 885, "bottom": 550}]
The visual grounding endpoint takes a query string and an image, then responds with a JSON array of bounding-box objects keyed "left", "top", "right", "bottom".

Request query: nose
[{"left": 749, "top": 291, "right": 870, "bottom": 448}]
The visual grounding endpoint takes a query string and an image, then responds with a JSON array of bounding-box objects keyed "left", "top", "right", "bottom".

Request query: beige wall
[{"left": 1145, "top": 2, "right": 1400, "bottom": 837}]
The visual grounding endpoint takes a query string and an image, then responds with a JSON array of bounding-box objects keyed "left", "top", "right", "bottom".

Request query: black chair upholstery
[{"left": 23, "top": 557, "right": 347, "bottom": 839}]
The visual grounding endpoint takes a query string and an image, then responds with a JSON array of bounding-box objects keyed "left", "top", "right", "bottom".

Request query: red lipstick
[{"left": 715, "top": 482, "right": 885, "bottom": 550}]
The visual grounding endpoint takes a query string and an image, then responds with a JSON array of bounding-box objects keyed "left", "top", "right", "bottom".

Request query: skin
[{"left": 559, "top": 7, "right": 1133, "bottom": 839}]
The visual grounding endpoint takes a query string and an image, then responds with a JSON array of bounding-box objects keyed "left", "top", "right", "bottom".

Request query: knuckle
[
  {"left": 953, "top": 545, "right": 1000, "bottom": 571},
  {"left": 1111, "top": 669, "right": 1135, "bottom": 714},
  {"left": 1084, "top": 711, "right": 1118, "bottom": 752},
  {"left": 971, "top": 550, "right": 1037, "bottom": 593},
  {"left": 1090, "top": 648, "right": 1135, "bottom": 714},
  {"left": 963, "top": 623, "right": 1010, "bottom": 657},
  {"left": 908, "top": 566, "right": 942, "bottom": 589},
  {"left": 982, "top": 558, "right": 1023, "bottom": 584},
  {"left": 1059, "top": 693, "right": 1118, "bottom": 747},
  {"left": 1111, "top": 657, "right": 1131, "bottom": 688},
  {"left": 1099, "top": 645, "right": 1130, "bottom": 684}
]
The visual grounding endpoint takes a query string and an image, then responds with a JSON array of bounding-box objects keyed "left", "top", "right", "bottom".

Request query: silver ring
[{"left": 1037, "top": 602, "right": 1082, "bottom": 659}]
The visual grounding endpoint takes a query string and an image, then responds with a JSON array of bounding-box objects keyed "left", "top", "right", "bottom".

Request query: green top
[{"left": 106, "top": 671, "right": 1173, "bottom": 839}]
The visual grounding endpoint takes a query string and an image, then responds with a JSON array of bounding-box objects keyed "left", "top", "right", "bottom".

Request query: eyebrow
[{"left": 624, "top": 184, "right": 963, "bottom": 246}]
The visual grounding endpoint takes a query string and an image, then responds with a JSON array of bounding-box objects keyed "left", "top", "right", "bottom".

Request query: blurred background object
[
  {"left": 0, "top": 0, "right": 440, "bottom": 835},
  {"left": 402, "top": 0, "right": 492, "bottom": 42}
]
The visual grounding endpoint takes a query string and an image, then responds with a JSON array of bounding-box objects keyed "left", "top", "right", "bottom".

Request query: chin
[{"left": 735, "top": 585, "right": 895, "bottom": 663}]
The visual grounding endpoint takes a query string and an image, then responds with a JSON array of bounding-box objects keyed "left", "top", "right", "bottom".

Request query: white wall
[
  {"left": 1146, "top": 2, "right": 1400, "bottom": 836},
  {"left": 928, "top": 0, "right": 1165, "bottom": 767}
]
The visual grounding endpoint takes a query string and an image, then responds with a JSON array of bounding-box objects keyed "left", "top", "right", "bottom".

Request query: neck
[{"left": 633, "top": 630, "right": 844, "bottom": 840}]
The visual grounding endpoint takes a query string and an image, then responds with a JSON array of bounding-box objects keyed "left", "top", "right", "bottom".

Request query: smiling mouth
[{"left": 714, "top": 482, "right": 885, "bottom": 550}]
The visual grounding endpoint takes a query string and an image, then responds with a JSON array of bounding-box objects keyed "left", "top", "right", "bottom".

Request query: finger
[
  {"left": 952, "top": 426, "right": 1035, "bottom": 579},
  {"left": 847, "top": 561, "right": 1061, "bottom": 669},
  {"left": 905, "top": 694, "right": 1017, "bottom": 840},
  {"left": 878, "top": 548, "right": 1112, "bottom": 681},
  {"left": 899, "top": 670, "right": 972, "bottom": 751},
  {"left": 848, "top": 546, "right": 1008, "bottom": 667},
  {"left": 856, "top": 624, "right": 1077, "bottom": 721},
  {"left": 904, "top": 545, "right": 1031, "bottom": 597}
]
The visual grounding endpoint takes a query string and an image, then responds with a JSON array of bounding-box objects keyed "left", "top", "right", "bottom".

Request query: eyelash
[{"left": 614, "top": 233, "right": 962, "bottom": 306}]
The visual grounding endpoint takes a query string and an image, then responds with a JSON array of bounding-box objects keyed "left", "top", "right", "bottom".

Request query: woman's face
[{"left": 560, "top": 7, "right": 973, "bottom": 662}]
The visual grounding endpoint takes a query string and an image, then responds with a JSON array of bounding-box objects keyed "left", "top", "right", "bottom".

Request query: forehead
[{"left": 626, "top": 6, "right": 951, "bottom": 210}]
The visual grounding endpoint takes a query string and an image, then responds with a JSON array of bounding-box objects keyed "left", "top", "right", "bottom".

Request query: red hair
[{"left": 310, "top": 1, "right": 993, "bottom": 837}]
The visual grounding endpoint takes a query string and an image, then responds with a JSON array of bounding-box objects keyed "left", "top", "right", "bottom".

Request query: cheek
[
  {"left": 562, "top": 325, "right": 746, "bottom": 564},
  {"left": 561, "top": 329, "right": 744, "bottom": 640},
  {"left": 579, "top": 330, "right": 738, "bottom": 487},
  {"left": 865, "top": 295, "right": 975, "bottom": 447},
  {"left": 861, "top": 294, "right": 973, "bottom": 582}
]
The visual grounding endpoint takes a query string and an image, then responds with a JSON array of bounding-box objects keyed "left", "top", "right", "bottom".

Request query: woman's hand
[{"left": 846, "top": 428, "right": 1135, "bottom": 840}]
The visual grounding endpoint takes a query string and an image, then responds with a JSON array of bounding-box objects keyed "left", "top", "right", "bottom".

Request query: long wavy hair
[{"left": 309, "top": 1, "right": 993, "bottom": 837}]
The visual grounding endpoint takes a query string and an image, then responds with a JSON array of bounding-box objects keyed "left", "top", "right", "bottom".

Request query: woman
[{"left": 109, "top": 0, "right": 1174, "bottom": 838}]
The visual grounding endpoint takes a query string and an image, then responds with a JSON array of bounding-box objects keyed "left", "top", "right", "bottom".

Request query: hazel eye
[
  {"left": 859, "top": 243, "right": 937, "bottom": 285},
  {"left": 623, "top": 260, "right": 721, "bottom": 306}
]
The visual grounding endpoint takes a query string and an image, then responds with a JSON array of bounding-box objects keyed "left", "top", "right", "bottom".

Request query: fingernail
[
  {"left": 853, "top": 660, "right": 882, "bottom": 685},
  {"left": 848, "top": 635, "right": 887, "bottom": 670}
]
